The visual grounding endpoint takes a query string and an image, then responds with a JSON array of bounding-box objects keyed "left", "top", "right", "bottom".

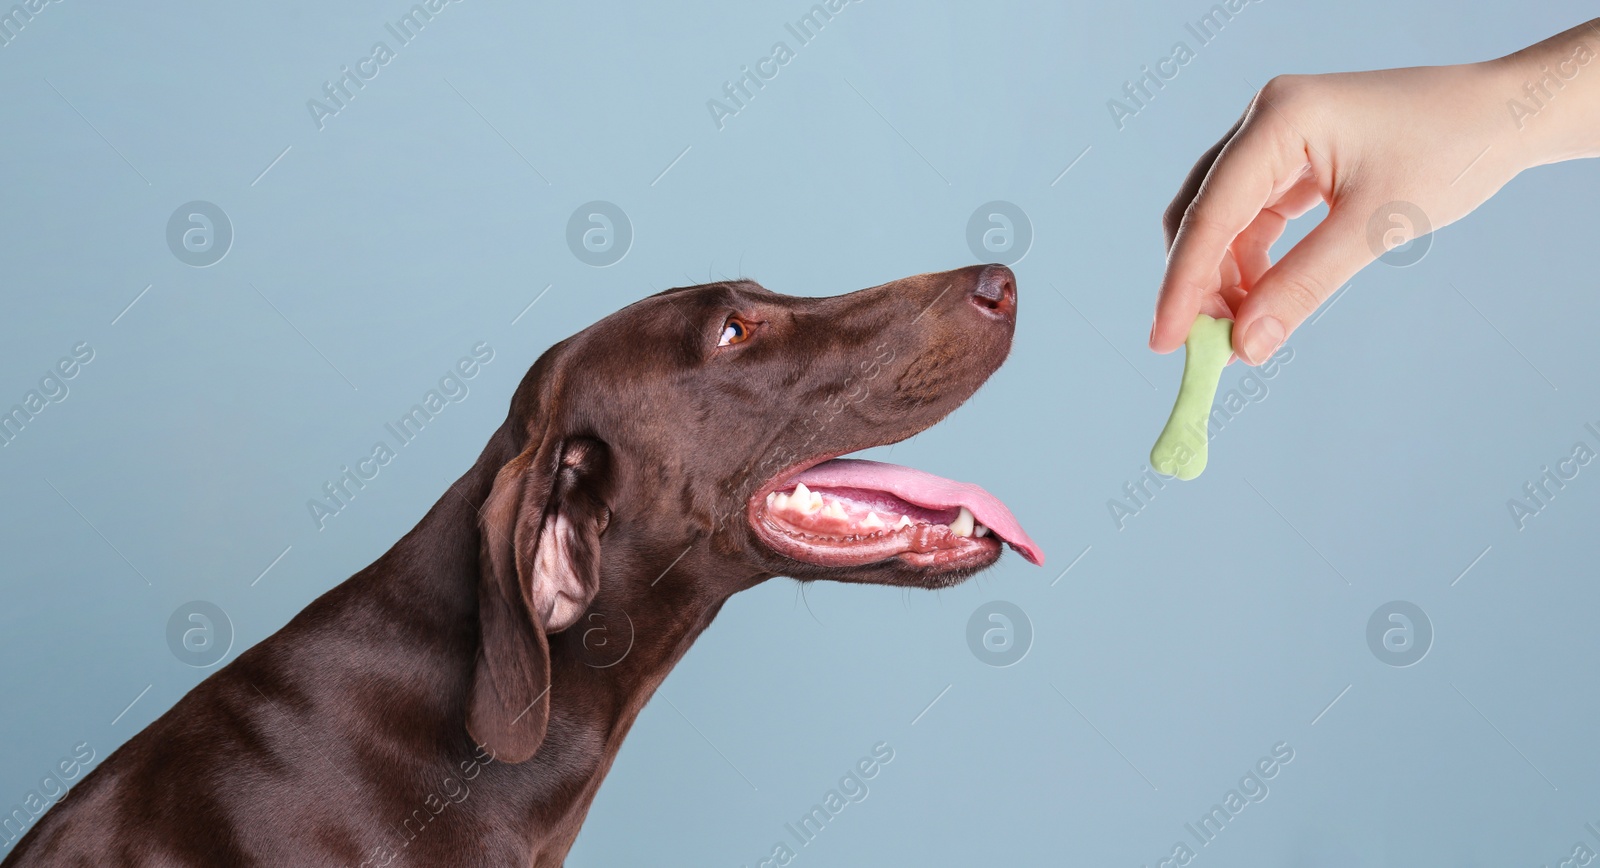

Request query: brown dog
[{"left": 3, "top": 264, "right": 1042, "bottom": 867}]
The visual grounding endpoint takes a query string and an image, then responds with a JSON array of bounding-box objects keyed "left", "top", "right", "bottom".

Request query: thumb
[{"left": 1231, "top": 204, "right": 1379, "bottom": 364}]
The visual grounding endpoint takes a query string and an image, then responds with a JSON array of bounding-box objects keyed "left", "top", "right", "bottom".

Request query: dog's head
[{"left": 468, "top": 264, "right": 1042, "bottom": 761}]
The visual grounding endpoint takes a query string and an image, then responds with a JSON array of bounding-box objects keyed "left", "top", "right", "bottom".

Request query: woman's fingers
[
  {"left": 1229, "top": 171, "right": 1320, "bottom": 290},
  {"left": 1151, "top": 117, "right": 1295, "bottom": 354},
  {"left": 1230, "top": 208, "right": 1286, "bottom": 291},
  {"left": 1162, "top": 115, "right": 1247, "bottom": 250},
  {"left": 1230, "top": 202, "right": 1379, "bottom": 363}
]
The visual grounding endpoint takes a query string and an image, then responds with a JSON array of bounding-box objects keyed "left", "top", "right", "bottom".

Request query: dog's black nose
[{"left": 969, "top": 264, "right": 1016, "bottom": 318}]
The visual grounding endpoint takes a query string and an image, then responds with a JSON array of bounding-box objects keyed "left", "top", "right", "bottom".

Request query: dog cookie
[{"left": 1149, "top": 314, "right": 1233, "bottom": 480}]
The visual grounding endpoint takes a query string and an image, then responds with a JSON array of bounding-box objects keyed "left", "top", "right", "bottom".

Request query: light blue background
[{"left": 3, "top": 2, "right": 1598, "bottom": 865}]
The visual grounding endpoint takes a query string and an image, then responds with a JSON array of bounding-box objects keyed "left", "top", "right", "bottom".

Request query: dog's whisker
[{"left": 794, "top": 581, "right": 825, "bottom": 627}]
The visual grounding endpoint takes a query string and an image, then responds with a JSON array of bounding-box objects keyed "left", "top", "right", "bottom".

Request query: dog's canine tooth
[
  {"left": 950, "top": 506, "right": 975, "bottom": 538},
  {"left": 787, "top": 482, "right": 822, "bottom": 515}
]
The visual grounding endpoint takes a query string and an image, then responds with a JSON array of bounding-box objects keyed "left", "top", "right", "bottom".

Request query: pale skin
[{"left": 1151, "top": 18, "right": 1600, "bottom": 364}]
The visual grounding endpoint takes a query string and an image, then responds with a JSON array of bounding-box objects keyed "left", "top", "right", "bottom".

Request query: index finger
[
  {"left": 1151, "top": 117, "right": 1295, "bottom": 354},
  {"left": 1163, "top": 115, "right": 1245, "bottom": 249}
]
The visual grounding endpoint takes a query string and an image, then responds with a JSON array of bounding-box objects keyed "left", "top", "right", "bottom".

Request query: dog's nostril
[{"left": 970, "top": 264, "right": 1017, "bottom": 316}]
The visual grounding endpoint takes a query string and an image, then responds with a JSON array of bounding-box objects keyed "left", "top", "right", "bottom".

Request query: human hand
[{"left": 1150, "top": 21, "right": 1600, "bottom": 364}]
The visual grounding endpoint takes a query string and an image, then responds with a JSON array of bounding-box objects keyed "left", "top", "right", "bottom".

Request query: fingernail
[
  {"left": 1238, "top": 316, "right": 1284, "bottom": 365},
  {"left": 1148, "top": 318, "right": 1157, "bottom": 348}
]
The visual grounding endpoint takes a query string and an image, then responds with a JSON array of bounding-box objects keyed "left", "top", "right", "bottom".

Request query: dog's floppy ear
[{"left": 468, "top": 435, "right": 611, "bottom": 764}]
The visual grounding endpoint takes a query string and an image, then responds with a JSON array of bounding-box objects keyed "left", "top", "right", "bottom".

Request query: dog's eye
[{"left": 717, "top": 316, "right": 753, "bottom": 348}]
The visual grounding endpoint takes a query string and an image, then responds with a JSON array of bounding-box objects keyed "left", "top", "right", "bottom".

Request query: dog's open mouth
[{"left": 751, "top": 458, "right": 1044, "bottom": 572}]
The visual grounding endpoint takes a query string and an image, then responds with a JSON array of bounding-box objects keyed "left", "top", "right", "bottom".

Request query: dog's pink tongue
[{"left": 792, "top": 458, "right": 1045, "bottom": 565}]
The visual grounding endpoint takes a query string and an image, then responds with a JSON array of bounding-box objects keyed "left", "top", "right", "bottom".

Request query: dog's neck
[{"left": 370, "top": 453, "right": 740, "bottom": 864}]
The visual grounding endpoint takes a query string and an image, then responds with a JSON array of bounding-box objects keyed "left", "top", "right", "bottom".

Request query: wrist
[{"left": 1487, "top": 20, "right": 1600, "bottom": 166}]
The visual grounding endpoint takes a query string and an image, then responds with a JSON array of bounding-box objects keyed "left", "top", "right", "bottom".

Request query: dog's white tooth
[
  {"left": 950, "top": 506, "right": 975, "bottom": 538},
  {"left": 793, "top": 482, "right": 810, "bottom": 501},
  {"left": 822, "top": 499, "right": 847, "bottom": 520},
  {"left": 862, "top": 510, "right": 885, "bottom": 529},
  {"left": 974, "top": 523, "right": 990, "bottom": 538},
  {"left": 773, "top": 493, "right": 790, "bottom": 511},
  {"left": 766, "top": 491, "right": 777, "bottom": 506},
  {"left": 894, "top": 514, "right": 913, "bottom": 530},
  {"left": 808, "top": 491, "right": 824, "bottom": 513}
]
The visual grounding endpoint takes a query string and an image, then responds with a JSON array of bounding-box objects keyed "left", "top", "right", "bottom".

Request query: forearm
[{"left": 1489, "top": 18, "right": 1600, "bottom": 165}]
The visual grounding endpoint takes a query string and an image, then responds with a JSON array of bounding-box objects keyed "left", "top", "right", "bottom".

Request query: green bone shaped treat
[{"left": 1149, "top": 314, "right": 1234, "bottom": 480}]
